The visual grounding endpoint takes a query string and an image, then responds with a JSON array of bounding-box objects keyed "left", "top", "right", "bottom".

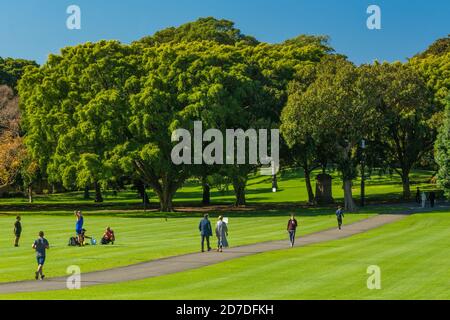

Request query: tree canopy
[
  {"left": 409, "top": 35, "right": 450, "bottom": 108},
  {"left": 14, "top": 17, "right": 450, "bottom": 209},
  {"left": 281, "top": 56, "right": 381, "bottom": 211},
  {"left": 436, "top": 97, "right": 450, "bottom": 197},
  {"left": 359, "top": 62, "right": 438, "bottom": 199},
  {"left": 0, "top": 57, "right": 38, "bottom": 91},
  {"left": 136, "top": 17, "right": 259, "bottom": 47}
]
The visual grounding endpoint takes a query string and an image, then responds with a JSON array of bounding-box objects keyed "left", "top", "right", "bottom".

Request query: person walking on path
[
  {"left": 416, "top": 188, "right": 421, "bottom": 204},
  {"left": 429, "top": 191, "right": 436, "bottom": 208},
  {"left": 32, "top": 231, "right": 49, "bottom": 280},
  {"left": 421, "top": 192, "right": 427, "bottom": 208},
  {"left": 215, "top": 216, "right": 228, "bottom": 252},
  {"left": 287, "top": 214, "right": 298, "bottom": 247},
  {"left": 336, "top": 206, "right": 345, "bottom": 230},
  {"left": 199, "top": 214, "right": 212, "bottom": 252},
  {"left": 75, "top": 210, "right": 84, "bottom": 246},
  {"left": 14, "top": 216, "right": 22, "bottom": 247}
]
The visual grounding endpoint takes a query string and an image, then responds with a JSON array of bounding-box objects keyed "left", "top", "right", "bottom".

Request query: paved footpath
[{"left": 0, "top": 213, "right": 409, "bottom": 294}]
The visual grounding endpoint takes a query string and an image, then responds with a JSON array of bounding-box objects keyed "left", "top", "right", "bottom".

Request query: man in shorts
[
  {"left": 336, "top": 206, "right": 345, "bottom": 230},
  {"left": 32, "top": 231, "right": 50, "bottom": 280}
]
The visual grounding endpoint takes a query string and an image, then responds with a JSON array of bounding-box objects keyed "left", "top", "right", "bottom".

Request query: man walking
[
  {"left": 14, "top": 216, "right": 22, "bottom": 247},
  {"left": 287, "top": 214, "right": 298, "bottom": 247},
  {"left": 336, "top": 206, "right": 345, "bottom": 230},
  {"left": 32, "top": 231, "right": 49, "bottom": 280},
  {"left": 429, "top": 191, "right": 436, "bottom": 208},
  {"left": 199, "top": 214, "right": 212, "bottom": 252}
]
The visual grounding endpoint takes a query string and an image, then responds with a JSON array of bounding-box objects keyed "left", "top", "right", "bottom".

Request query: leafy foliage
[
  {"left": 136, "top": 17, "right": 259, "bottom": 47},
  {"left": 436, "top": 97, "right": 450, "bottom": 197}
]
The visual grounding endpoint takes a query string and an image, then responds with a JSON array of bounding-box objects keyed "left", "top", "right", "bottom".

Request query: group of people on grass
[
  {"left": 15, "top": 206, "right": 345, "bottom": 280},
  {"left": 416, "top": 188, "right": 437, "bottom": 208},
  {"left": 12, "top": 211, "right": 116, "bottom": 281},
  {"left": 72, "top": 210, "right": 115, "bottom": 246},
  {"left": 197, "top": 206, "right": 345, "bottom": 252}
]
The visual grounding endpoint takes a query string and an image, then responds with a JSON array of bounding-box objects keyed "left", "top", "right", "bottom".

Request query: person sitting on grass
[
  {"left": 14, "top": 216, "right": 22, "bottom": 247},
  {"left": 32, "top": 231, "right": 49, "bottom": 281},
  {"left": 101, "top": 227, "right": 115, "bottom": 245}
]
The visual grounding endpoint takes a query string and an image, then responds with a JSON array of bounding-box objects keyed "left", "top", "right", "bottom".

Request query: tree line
[{"left": 0, "top": 17, "right": 449, "bottom": 211}]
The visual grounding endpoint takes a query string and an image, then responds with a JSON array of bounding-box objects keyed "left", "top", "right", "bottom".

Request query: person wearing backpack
[
  {"left": 336, "top": 206, "right": 345, "bottom": 230},
  {"left": 287, "top": 214, "right": 298, "bottom": 247},
  {"left": 32, "top": 231, "right": 49, "bottom": 280}
]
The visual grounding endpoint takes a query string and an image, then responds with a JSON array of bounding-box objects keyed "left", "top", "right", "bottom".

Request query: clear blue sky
[{"left": 1, "top": 0, "right": 449, "bottom": 65}]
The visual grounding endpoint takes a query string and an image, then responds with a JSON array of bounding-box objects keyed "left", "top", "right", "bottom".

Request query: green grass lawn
[
  {"left": 4, "top": 211, "right": 449, "bottom": 300},
  {"left": 0, "top": 169, "right": 437, "bottom": 209},
  {"left": 0, "top": 211, "right": 375, "bottom": 283}
]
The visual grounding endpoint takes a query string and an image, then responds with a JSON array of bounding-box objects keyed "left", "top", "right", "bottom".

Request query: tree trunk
[
  {"left": 315, "top": 173, "right": 334, "bottom": 204},
  {"left": 94, "top": 181, "right": 103, "bottom": 203},
  {"left": 83, "top": 185, "right": 90, "bottom": 200},
  {"left": 28, "top": 185, "right": 33, "bottom": 203},
  {"left": 233, "top": 176, "right": 247, "bottom": 206},
  {"left": 135, "top": 180, "right": 150, "bottom": 204},
  {"left": 157, "top": 187, "right": 174, "bottom": 212},
  {"left": 400, "top": 169, "right": 411, "bottom": 200},
  {"left": 343, "top": 179, "right": 357, "bottom": 212},
  {"left": 304, "top": 169, "right": 315, "bottom": 205},
  {"left": 202, "top": 177, "right": 211, "bottom": 206}
]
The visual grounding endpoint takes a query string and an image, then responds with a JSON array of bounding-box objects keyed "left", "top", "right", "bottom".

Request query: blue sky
[{"left": 0, "top": 0, "right": 448, "bottom": 65}]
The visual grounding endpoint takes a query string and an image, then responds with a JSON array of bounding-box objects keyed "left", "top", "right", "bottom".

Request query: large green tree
[
  {"left": 436, "top": 97, "right": 450, "bottom": 197},
  {"left": 137, "top": 17, "right": 331, "bottom": 206},
  {"left": 281, "top": 56, "right": 380, "bottom": 211},
  {"left": 224, "top": 41, "right": 329, "bottom": 205},
  {"left": 19, "top": 41, "right": 138, "bottom": 202},
  {"left": 360, "top": 62, "right": 439, "bottom": 199}
]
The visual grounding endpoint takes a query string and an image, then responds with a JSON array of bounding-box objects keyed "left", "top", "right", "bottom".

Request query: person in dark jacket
[
  {"left": 429, "top": 191, "right": 436, "bottom": 208},
  {"left": 336, "top": 206, "right": 345, "bottom": 230},
  {"left": 287, "top": 214, "right": 298, "bottom": 247},
  {"left": 14, "top": 216, "right": 22, "bottom": 247},
  {"left": 199, "top": 214, "right": 212, "bottom": 252}
]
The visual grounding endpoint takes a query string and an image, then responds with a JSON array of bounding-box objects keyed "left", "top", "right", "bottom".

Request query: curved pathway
[{"left": 0, "top": 213, "right": 408, "bottom": 294}]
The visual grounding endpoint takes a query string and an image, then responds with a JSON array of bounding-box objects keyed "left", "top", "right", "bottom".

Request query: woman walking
[
  {"left": 215, "top": 216, "right": 229, "bottom": 252},
  {"left": 287, "top": 214, "right": 298, "bottom": 247}
]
